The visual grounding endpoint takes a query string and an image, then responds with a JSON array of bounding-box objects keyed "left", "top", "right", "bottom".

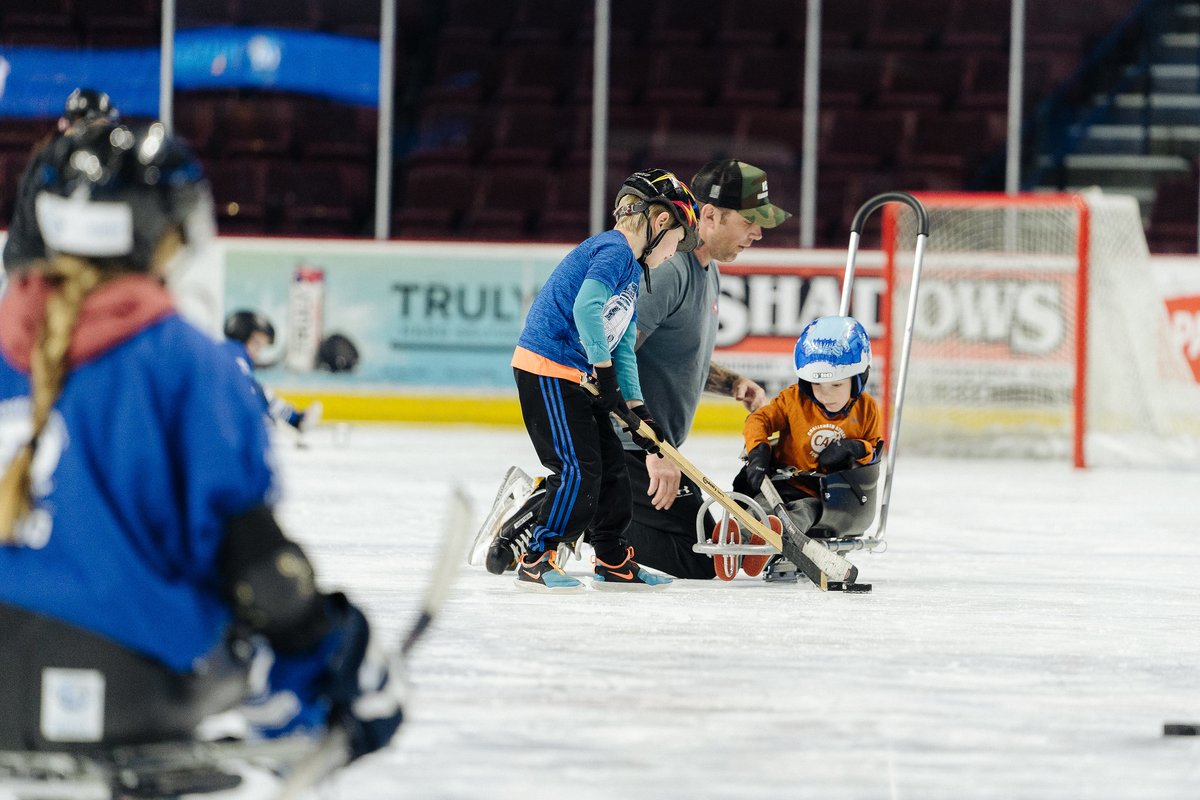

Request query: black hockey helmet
[
  {"left": 224, "top": 310, "right": 276, "bottom": 344},
  {"left": 62, "top": 88, "right": 119, "bottom": 125},
  {"left": 317, "top": 333, "right": 359, "bottom": 373},
  {"left": 613, "top": 169, "right": 700, "bottom": 254},
  {"left": 32, "top": 121, "right": 213, "bottom": 271}
]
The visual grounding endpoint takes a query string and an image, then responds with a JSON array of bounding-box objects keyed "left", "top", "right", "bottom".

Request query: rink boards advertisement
[
  {"left": 221, "top": 239, "right": 885, "bottom": 399},
  {"left": 214, "top": 238, "right": 1200, "bottom": 422}
]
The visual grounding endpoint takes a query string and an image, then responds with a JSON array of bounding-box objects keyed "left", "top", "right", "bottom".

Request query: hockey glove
[
  {"left": 623, "top": 404, "right": 666, "bottom": 458},
  {"left": 817, "top": 438, "right": 867, "bottom": 473},
  {"left": 743, "top": 442, "right": 772, "bottom": 495},
  {"left": 592, "top": 364, "right": 627, "bottom": 414},
  {"left": 246, "top": 594, "right": 404, "bottom": 763},
  {"left": 323, "top": 594, "right": 406, "bottom": 762}
]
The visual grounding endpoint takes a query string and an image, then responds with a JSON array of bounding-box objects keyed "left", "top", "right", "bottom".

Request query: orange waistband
[{"left": 511, "top": 346, "right": 590, "bottom": 382}]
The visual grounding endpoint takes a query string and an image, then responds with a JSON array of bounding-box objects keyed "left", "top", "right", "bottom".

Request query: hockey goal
[{"left": 881, "top": 191, "right": 1200, "bottom": 467}]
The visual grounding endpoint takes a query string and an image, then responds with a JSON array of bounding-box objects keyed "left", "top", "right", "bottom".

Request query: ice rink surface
[{"left": 274, "top": 423, "right": 1199, "bottom": 800}]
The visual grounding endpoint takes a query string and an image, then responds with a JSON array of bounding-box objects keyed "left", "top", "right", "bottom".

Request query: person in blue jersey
[
  {"left": 0, "top": 121, "right": 402, "bottom": 762},
  {"left": 494, "top": 169, "right": 700, "bottom": 592},
  {"left": 222, "top": 309, "right": 323, "bottom": 435}
]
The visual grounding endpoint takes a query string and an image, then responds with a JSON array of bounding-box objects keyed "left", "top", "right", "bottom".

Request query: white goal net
[{"left": 882, "top": 191, "right": 1200, "bottom": 467}]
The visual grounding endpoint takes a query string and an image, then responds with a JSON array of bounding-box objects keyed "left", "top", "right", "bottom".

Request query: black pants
[
  {"left": 0, "top": 603, "right": 248, "bottom": 750},
  {"left": 620, "top": 449, "right": 718, "bottom": 580},
  {"left": 515, "top": 369, "right": 631, "bottom": 565}
]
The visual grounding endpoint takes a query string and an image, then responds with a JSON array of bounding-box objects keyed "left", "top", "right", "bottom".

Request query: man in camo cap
[{"left": 615, "top": 159, "right": 792, "bottom": 579}]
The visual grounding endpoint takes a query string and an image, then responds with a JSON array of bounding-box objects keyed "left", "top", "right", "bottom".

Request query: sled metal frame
[
  {"left": 840, "top": 192, "right": 929, "bottom": 551},
  {"left": 693, "top": 192, "right": 929, "bottom": 561},
  {"left": 692, "top": 491, "right": 777, "bottom": 576}
]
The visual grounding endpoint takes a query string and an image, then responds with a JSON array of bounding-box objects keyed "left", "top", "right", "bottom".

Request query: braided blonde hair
[{"left": 0, "top": 255, "right": 103, "bottom": 542}]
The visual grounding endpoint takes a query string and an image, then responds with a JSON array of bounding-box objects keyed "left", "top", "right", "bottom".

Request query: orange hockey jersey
[{"left": 743, "top": 384, "right": 884, "bottom": 494}]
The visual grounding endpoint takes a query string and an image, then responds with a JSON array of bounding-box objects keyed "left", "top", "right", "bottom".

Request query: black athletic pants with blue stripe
[{"left": 514, "top": 368, "right": 631, "bottom": 566}]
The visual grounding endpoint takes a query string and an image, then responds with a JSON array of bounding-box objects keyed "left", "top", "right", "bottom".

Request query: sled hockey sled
[
  {"left": 0, "top": 490, "right": 473, "bottom": 800},
  {"left": 696, "top": 191, "right": 929, "bottom": 567}
]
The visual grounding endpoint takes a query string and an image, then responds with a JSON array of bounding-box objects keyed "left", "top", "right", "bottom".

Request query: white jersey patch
[
  {"left": 601, "top": 281, "right": 639, "bottom": 350},
  {"left": 806, "top": 423, "right": 844, "bottom": 459},
  {"left": 40, "top": 668, "right": 106, "bottom": 742}
]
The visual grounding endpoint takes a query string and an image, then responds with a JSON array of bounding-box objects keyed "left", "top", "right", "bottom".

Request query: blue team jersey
[
  {"left": 0, "top": 314, "right": 276, "bottom": 672},
  {"left": 517, "top": 229, "right": 641, "bottom": 371}
]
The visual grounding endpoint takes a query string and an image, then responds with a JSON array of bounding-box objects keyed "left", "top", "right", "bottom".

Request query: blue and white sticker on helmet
[{"left": 794, "top": 316, "right": 871, "bottom": 383}]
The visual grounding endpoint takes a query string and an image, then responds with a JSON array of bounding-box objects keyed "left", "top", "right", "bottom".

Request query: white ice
[{"left": 273, "top": 423, "right": 1200, "bottom": 800}]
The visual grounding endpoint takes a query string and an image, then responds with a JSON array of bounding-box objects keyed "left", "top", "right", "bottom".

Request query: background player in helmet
[
  {"left": 728, "top": 315, "right": 884, "bottom": 578},
  {"left": 2, "top": 88, "right": 121, "bottom": 277},
  {"left": 223, "top": 309, "right": 323, "bottom": 436},
  {"left": 0, "top": 121, "right": 402, "bottom": 763},
  {"left": 486, "top": 169, "right": 700, "bottom": 592}
]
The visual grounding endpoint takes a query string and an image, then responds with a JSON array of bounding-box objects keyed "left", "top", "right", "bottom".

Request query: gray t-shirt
[{"left": 617, "top": 250, "right": 720, "bottom": 449}]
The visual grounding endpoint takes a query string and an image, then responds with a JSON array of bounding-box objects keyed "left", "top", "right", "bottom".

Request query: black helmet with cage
[
  {"left": 62, "top": 88, "right": 119, "bottom": 126},
  {"left": 32, "top": 121, "right": 214, "bottom": 272},
  {"left": 613, "top": 168, "right": 701, "bottom": 256},
  {"left": 224, "top": 310, "right": 276, "bottom": 345}
]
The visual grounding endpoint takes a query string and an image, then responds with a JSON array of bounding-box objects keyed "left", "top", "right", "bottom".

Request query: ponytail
[{"left": 0, "top": 256, "right": 102, "bottom": 542}]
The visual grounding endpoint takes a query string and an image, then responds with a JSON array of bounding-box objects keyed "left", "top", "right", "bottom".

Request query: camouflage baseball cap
[{"left": 691, "top": 160, "right": 792, "bottom": 229}]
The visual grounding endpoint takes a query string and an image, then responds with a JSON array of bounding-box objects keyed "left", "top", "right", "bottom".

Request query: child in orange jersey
[{"left": 723, "top": 316, "right": 883, "bottom": 577}]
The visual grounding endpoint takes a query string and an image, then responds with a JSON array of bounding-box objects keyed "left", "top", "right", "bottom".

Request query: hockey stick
[
  {"left": 615, "top": 409, "right": 857, "bottom": 590},
  {"left": 274, "top": 485, "right": 472, "bottom": 799}
]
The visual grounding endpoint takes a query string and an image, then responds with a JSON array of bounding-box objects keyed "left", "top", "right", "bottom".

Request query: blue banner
[{"left": 0, "top": 27, "right": 379, "bottom": 118}]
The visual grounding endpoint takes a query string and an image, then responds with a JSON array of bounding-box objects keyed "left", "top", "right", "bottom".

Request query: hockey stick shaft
[{"left": 616, "top": 410, "right": 856, "bottom": 588}]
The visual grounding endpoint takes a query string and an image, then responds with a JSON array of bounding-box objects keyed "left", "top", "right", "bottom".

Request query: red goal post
[{"left": 880, "top": 191, "right": 1200, "bottom": 467}]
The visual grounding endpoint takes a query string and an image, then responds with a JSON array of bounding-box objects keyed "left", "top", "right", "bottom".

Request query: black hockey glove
[
  {"left": 592, "top": 364, "right": 627, "bottom": 414},
  {"left": 743, "top": 442, "right": 772, "bottom": 495},
  {"left": 623, "top": 403, "right": 666, "bottom": 458},
  {"left": 817, "top": 438, "right": 867, "bottom": 473}
]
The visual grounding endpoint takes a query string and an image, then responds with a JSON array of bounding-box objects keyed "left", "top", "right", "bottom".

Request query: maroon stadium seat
[
  {"left": 483, "top": 106, "right": 570, "bottom": 167},
  {"left": 496, "top": 45, "right": 575, "bottom": 105},
  {"left": 864, "top": 0, "right": 946, "bottom": 50},
  {"left": 719, "top": 49, "right": 805, "bottom": 109},
  {"left": 820, "top": 109, "right": 909, "bottom": 171},
  {"left": 877, "top": 53, "right": 968, "bottom": 111},
  {"left": 819, "top": 50, "right": 886, "bottom": 109}
]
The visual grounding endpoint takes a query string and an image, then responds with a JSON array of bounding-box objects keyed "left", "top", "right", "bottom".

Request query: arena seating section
[{"left": 0, "top": 0, "right": 1175, "bottom": 249}]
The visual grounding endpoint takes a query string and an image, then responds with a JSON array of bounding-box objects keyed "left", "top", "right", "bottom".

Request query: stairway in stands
[{"left": 1035, "top": 0, "right": 1200, "bottom": 241}]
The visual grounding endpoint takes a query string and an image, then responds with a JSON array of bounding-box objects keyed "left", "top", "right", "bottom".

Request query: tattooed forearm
[{"left": 705, "top": 362, "right": 739, "bottom": 396}]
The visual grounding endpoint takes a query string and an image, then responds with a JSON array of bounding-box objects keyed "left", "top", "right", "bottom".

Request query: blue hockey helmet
[{"left": 794, "top": 316, "right": 872, "bottom": 399}]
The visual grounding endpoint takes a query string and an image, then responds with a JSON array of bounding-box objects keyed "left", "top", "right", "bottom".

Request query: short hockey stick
[
  {"left": 615, "top": 409, "right": 857, "bottom": 590},
  {"left": 757, "top": 477, "right": 870, "bottom": 592}
]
